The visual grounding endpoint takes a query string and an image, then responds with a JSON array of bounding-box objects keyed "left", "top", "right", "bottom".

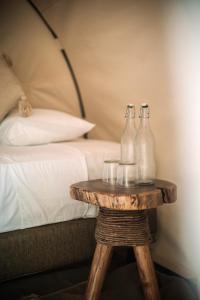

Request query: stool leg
[
  {"left": 85, "top": 243, "right": 113, "bottom": 300},
  {"left": 133, "top": 245, "right": 160, "bottom": 300}
]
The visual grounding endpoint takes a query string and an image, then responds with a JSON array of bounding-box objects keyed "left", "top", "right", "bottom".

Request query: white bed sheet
[{"left": 0, "top": 139, "right": 120, "bottom": 233}]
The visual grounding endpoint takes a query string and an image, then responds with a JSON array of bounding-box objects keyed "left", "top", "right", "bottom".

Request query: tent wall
[
  {"left": 0, "top": 0, "right": 81, "bottom": 117},
  {"left": 0, "top": 0, "right": 200, "bottom": 294},
  {"left": 152, "top": 2, "right": 200, "bottom": 293},
  {"left": 33, "top": 0, "right": 167, "bottom": 141}
]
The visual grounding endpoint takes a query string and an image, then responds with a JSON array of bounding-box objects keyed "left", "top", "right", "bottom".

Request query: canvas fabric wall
[
  {"left": 32, "top": 0, "right": 166, "bottom": 141},
  {"left": 0, "top": 0, "right": 167, "bottom": 141},
  {"left": 1, "top": 0, "right": 200, "bottom": 294},
  {"left": 0, "top": 0, "right": 80, "bottom": 117}
]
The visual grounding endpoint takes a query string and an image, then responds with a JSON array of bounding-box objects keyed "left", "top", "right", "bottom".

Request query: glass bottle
[
  {"left": 136, "top": 103, "right": 156, "bottom": 185},
  {"left": 120, "top": 104, "right": 137, "bottom": 163}
]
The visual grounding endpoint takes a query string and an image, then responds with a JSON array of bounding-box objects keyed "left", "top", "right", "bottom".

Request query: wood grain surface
[
  {"left": 70, "top": 179, "right": 177, "bottom": 210},
  {"left": 85, "top": 243, "right": 113, "bottom": 300},
  {"left": 134, "top": 245, "right": 160, "bottom": 300}
]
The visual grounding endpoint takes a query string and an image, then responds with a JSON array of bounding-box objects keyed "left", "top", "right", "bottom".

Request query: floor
[{"left": 0, "top": 248, "right": 197, "bottom": 300}]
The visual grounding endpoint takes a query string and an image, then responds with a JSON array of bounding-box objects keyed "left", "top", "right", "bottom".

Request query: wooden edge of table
[{"left": 70, "top": 179, "right": 177, "bottom": 211}]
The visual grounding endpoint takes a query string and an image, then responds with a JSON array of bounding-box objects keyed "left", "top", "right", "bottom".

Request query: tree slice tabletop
[{"left": 70, "top": 179, "right": 177, "bottom": 211}]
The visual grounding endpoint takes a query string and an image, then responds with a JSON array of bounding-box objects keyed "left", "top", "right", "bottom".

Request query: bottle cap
[
  {"left": 141, "top": 102, "right": 149, "bottom": 108},
  {"left": 127, "top": 103, "right": 134, "bottom": 108},
  {"left": 125, "top": 104, "right": 135, "bottom": 118},
  {"left": 140, "top": 103, "right": 150, "bottom": 118}
]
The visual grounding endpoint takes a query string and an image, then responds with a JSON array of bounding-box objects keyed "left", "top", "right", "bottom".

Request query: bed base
[
  {"left": 0, "top": 218, "right": 96, "bottom": 283},
  {"left": 0, "top": 209, "right": 156, "bottom": 283}
]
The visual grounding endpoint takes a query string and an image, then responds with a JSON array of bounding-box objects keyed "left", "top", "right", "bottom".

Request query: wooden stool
[{"left": 70, "top": 179, "right": 176, "bottom": 300}]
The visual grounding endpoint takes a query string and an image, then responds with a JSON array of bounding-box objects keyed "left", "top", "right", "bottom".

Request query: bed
[
  {"left": 0, "top": 137, "right": 156, "bottom": 283},
  {"left": 0, "top": 138, "right": 122, "bottom": 282},
  {"left": 0, "top": 53, "right": 122, "bottom": 282},
  {"left": 0, "top": 53, "right": 156, "bottom": 284}
]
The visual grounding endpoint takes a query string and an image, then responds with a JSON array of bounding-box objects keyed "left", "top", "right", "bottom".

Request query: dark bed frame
[
  {"left": 0, "top": 210, "right": 156, "bottom": 282},
  {"left": 0, "top": 218, "right": 96, "bottom": 282}
]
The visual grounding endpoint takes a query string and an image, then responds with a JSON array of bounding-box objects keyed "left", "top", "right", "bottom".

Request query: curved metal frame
[{"left": 27, "top": 0, "right": 86, "bottom": 120}]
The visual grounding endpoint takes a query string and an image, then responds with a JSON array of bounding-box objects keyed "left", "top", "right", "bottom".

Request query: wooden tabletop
[{"left": 70, "top": 179, "right": 177, "bottom": 210}]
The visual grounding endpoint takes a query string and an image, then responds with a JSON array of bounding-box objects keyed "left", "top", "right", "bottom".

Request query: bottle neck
[
  {"left": 125, "top": 105, "right": 135, "bottom": 118},
  {"left": 139, "top": 105, "right": 150, "bottom": 128},
  {"left": 125, "top": 116, "right": 135, "bottom": 125},
  {"left": 139, "top": 117, "right": 150, "bottom": 128},
  {"left": 124, "top": 107, "right": 135, "bottom": 130}
]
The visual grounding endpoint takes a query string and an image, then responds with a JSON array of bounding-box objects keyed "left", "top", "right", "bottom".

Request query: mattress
[{"left": 0, "top": 139, "right": 120, "bottom": 233}]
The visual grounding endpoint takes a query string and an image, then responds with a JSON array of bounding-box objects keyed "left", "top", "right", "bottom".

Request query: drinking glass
[
  {"left": 102, "top": 160, "right": 119, "bottom": 185},
  {"left": 116, "top": 162, "right": 138, "bottom": 187}
]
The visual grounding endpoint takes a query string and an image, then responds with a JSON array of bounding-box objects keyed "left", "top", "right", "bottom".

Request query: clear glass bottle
[
  {"left": 136, "top": 103, "right": 156, "bottom": 184},
  {"left": 120, "top": 104, "right": 137, "bottom": 163}
]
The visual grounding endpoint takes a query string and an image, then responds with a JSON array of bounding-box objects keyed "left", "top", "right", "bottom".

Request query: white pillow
[
  {"left": 0, "top": 54, "right": 25, "bottom": 122},
  {"left": 0, "top": 109, "right": 95, "bottom": 146}
]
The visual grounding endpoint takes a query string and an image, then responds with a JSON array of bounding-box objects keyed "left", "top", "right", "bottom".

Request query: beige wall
[
  {"left": 37, "top": 0, "right": 167, "bottom": 141},
  {"left": 0, "top": 0, "right": 81, "bottom": 117},
  {"left": 1, "top": 0, "right": 200, "bottom": 294},
  {"left": 152, "top": 1, "right": 200, "bottom": 294}
]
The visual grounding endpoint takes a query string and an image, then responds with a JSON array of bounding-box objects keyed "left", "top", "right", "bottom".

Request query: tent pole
[{"left": 27, "top": 0, "right": 87, "bottom": 129}]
